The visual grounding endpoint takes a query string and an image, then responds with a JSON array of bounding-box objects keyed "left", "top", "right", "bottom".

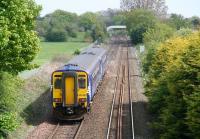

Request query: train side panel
[
  {"left": 52, "top": 72, "right": 62, "bottom": 108},
  {"left": 88, "top": 53, "right": 107, "bottom": 103}
]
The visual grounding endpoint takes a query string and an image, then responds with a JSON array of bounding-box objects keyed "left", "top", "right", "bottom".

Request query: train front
[{"left": 51, "top": 65, "right": 88, "bottom": 120}]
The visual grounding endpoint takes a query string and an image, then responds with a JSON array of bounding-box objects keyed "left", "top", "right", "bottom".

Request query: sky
[{"left": 35, "top": 0, "right": 200, "bottom": 18}]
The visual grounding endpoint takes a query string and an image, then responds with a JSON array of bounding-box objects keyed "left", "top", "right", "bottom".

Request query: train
[{"left": 51, "top": 45, "right": 107, "bottom": 120}]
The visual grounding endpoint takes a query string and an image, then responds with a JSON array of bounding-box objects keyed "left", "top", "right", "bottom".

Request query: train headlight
[
  {"left": 53, "top": 98, "right": 61, "bottom": 102},
  {"left": 79, "top": 98, "right": 86, "bottom": 102}
]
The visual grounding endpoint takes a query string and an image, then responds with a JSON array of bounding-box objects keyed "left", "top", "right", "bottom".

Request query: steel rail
[
  {"left": 73, "top": 120, "right": 83, "bottom": 139},
  {"left": 47, "top": 123, "right": 60, "bottom": 139},
  {"left": 117, "top": 84, "right": 124, "bottom": 139},
  {"left": 127, "top": 43, "right": 135, "bottom": 139},
  {"left": 106, "top": 46, "right": 123, "bottom": 139}
]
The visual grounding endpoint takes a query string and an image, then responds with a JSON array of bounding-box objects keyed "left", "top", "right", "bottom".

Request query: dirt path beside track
[{"left": 128, "top": 46, "right": 152, "bottom": 139}]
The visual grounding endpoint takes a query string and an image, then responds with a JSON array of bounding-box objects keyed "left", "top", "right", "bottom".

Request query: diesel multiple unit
[{"left": 51, "top": 46, "right": 107, "bottom": 120}]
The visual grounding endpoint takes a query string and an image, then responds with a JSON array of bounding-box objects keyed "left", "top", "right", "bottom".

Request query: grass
[
  {"left": 20, "top": 42, "right": 89, "bottom": 79},
  {"left": 33, "top": 42, "right": 89, "bottom": 65}
]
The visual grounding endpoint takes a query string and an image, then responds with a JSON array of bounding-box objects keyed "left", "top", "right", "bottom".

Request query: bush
[
  {"left": 143, "top": 23, "right": 174, "bottom": 73},
  {"left": 130, "top": 26, "right": 146, "bottom": 44},
  {"left": 45, "top": 30, "right": 68, "bottom": 42},
  {"left": 0, "top": 72, "right": 23, "bottom": 138},
  {"left": 145, "top": 32, "right": 200, "bottom": 138},
  {"left": 126, "top": 9, "right": 157, "bottom": 44},
  {"left": 174, "top": 28, "right": 193, "bottom": 37},
  {"left": 0, "top": 112, "right": 18, "bottom": 138},
  {"left": 73, "top": 49, "right": 81, "bottom": 55},
  {"left": 84, "top": 31, "right": 93, "bottom": 42},
  {"left": 69, "top": 31, "right": 77, "bottom": 38}
]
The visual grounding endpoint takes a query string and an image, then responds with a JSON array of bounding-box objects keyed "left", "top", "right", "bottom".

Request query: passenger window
[
  {"left": 78, "top": 78, "right": 86, "bottom": 89},
  {"left": 54, "top": 79, "right": 61, "bottom": 89}
]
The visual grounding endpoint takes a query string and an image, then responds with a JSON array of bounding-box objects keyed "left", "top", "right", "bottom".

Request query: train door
[
  {"left": 62, "top": 72, "right": 77, "bottom": 106},
  {"left": 65, "top": 77, "right": 75, "bottom": 105}
]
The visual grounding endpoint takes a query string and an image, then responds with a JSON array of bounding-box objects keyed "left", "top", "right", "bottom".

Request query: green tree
[
  {"left": 143, "top": 23, "right": 174, "bottom": 73},
  {"left": 190, "top": 16, "right": 200, "bottom": 29},
  {"left": 120, "top": 0, "right": 168, "bottom": 17},
  {"left": 99, "top": 9, "right": 126, "bottom": 26},
  {"left": 112, "top": 13, "right": 126, "bottom": 25},
  {"left": 125, "top": 9, "right": 157, "bottom": 44},
  {"left": 167, "top": 14, "right": 191, "bottom": 30},
  {"left": 0, "top": 0, "right": 41, "bottom": 74},
  {"left": 145, "top": 32, "right": 200, "bottom": 138},
  {"left": 79, "top": 12, "right": 97, "bottom": 31},
  {"left": 79, "top": 12, "right": 106, "bottom": 42},
  {"left": 46, "top": 29, "right": 67, "bottom": 42},
  {"left": 36, "top": 10, "right": 78, "bottom": 41}
]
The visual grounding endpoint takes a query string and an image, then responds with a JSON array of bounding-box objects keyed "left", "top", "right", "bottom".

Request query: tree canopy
[
  {"left": 98, "top": 9, "right": 126, "bottom": 26},
  {"left": 36, "top": 10, "right": 78, "bottom": 42},
  {"left": 125, "top": 9, "right": 157, "bottom": 44},
  {"left": 144, "top": 31, "right": 200, "bottom": 139},
  {"left": 0, "top": 0, "right": 41, "bottom": 74},
  {"left": 120, "top": 0, "right": 168, "bottom": 17},
  {"left": 79, "top": 12, "right": 106, "bottom": 42},
  {"left": 166, "top": 13, "right": 191, "bottom": 30}
]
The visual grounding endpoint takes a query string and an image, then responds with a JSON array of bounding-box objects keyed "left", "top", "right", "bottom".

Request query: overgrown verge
[
  {"left": 0, "top": 55, "right": 69, "bottom": 139},
  {"left": 0, "top": 73, "right": 23, "bottom": 138},
  {"left": 143, "top": 30, "right": 200, "bottom": 138}
]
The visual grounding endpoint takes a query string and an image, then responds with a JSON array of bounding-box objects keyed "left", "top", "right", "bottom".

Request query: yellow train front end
[{"left": 51, "top": 70, "right": 88, "bottom": 120}]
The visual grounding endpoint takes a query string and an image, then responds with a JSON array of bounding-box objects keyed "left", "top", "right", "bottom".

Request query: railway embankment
[{"left": 8, "top": 56, "right": 69, "bottom": 139}]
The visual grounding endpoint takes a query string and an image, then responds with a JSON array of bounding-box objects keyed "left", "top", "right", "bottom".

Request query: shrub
[
  {"left": 174, "top": 28, "right": 193, "bottom": 37},
  {"left": 73, "top": 49, "right": 81, "bottom": 55},
  {"left": 0, "top": 112, "right": 18, "bottom": 138},
  {"left": 126, "top": 9, "right": 157, "bottom": 44},
  {"left": 130, "top": 26, "right": 146, "bottom": 44},
  {"left": 143, "top": 23, "right": 174, "bottom": 73},
  {"left": 45, "top": 30, "right": 68, "bottom": 42},
  {"left": 0, "top": 72, "right": 23, "bottom": 138},
  {"left": 146, "top": 32, "right": 200, "bottom": 138}
]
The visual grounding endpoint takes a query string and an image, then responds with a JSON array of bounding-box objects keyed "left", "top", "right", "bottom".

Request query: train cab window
[
  {"left": 78, "top": 78, "right": 86, "bottom": 89},
  {"left": 54, "top": 79, "right": 61, "bottom": 89}
]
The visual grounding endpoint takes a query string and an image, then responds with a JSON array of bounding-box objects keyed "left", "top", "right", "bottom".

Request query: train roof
[{"left": 57, "top": 45, "right": 107, "bottom": 74}]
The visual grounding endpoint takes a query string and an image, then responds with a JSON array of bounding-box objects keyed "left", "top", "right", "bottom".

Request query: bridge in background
[{"left": 107, "top": 25, "right": 127, "bottom": 32}]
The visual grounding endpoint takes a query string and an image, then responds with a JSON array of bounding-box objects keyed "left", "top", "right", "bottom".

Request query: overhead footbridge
[
  {"left": 107, "top": 25, "right": 127, "bottom": 32},
  {"left": 107, "top": 25, "right": 128, "bottom": 39}
]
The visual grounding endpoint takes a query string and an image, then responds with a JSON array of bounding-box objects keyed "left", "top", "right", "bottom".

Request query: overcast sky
[{"left": 35, "top": 0, "right": 200, "bottom": 17}]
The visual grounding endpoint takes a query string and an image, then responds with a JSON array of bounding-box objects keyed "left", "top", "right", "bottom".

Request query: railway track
[
  {"left": 47, "top": 121, "right": 83, "bottom": 139},
  {"left": 106, "top": 46, "right": 123, "bottom": 139},
  {"left": 27, "top": 39, "right": 136, "bottom": 139},
  {"left": 127, "top": 44, "right": 135, "bottom": 139},
  {"left": 106, "top": 43, "right": 134, "bottom": 139},
  {"left": 27, "top": 119, "right": 83, "bottom": 139}
]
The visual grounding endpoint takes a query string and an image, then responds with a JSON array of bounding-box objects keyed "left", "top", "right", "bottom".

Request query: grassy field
[
  {"left": 20, "top": 42, "right": 89, "bottom": 79},
  {"left": 33, "top": 42, "right": 89, "bottom": 65}
]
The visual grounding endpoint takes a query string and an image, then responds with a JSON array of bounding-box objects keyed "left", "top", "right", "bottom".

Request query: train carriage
[{"left": 51, "top": 46, "right": 107, "bottom": 120}]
